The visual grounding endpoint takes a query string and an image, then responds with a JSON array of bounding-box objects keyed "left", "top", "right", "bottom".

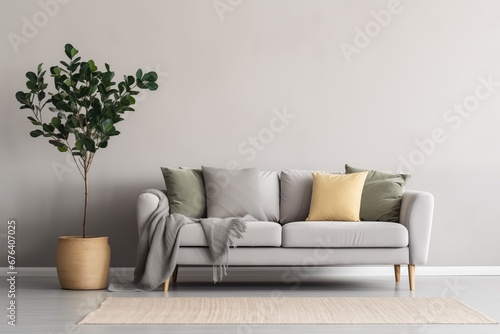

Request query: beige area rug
[{"left": 79, "top": 297, "right": 497, "bottom": 325}]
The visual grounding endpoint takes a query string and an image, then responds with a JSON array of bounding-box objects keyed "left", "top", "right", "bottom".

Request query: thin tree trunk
[{"left": 83, "top": 161, "right": 88, "bottom": 238}]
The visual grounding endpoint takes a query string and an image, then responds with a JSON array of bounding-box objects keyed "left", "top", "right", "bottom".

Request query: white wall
[{"left": 1, "top": 0, "right": 499, "bottom": 267}]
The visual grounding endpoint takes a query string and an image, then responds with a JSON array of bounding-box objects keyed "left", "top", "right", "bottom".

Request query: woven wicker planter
[{"left": 56, "top": 236, "right": 110, "bottom": 290}]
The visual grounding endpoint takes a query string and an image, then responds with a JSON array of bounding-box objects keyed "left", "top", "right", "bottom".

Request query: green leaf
[
  {"left": 64, "top": 44, "right": 78, "bottom": 59},
  {"left": 121, "top": 97, "right": 131, "bottom": 106},
  {"left": 147, "top": 82, "right": 158, "bottom": 91},
  {"left": 64, "top": 44, "right": 73, "bottom": 58},
  {"left": 147, "top": 72, "right": 158, "bottom": 81},
  {"left": 26, "top": 71, "right": 37, "bottom": 83},
  {"left": 50, "top": 66, "right": 61, "bottom": 76},
  {"left": 75, "top": 140, "right": 84, "bottom": 150},
  {"left": 57, "top": 146, "right": 68, "bottom": 152},
  {"left": 136, "top": 69, "right": 143, "bottom": 79},
  {"left": 49, "top": 140, "right": 64, "bottom": 147},
  {"left": 26, "top": 81, "right": 37, "bottom": 90},
  {"left": 38, "top": 70, "right": 46, "bottom": 81},
  {"left": 37, "top": 63, "right": 43, "bottom": 74},
  {"left": 42, "top": 123, "right": 55, "bottom": 132},
  {"left": 69, "top": 115, "right": 79, "bottom": 127},
  {"left": 27, "top": 116, "right": 41, "bottom": 125},
  {"left": 51, "top": 117, "right": 61, "bottom": 128},
  {"left": 88, "top": 59, "right": 97, "bottom": 72},
  {"left": 57, "top": 111, "right": 67, "bottom": 120},
  {"left": 88, "top": 84, "right": 98, "bottom": 96},
  {"left": 38, "top": 91, "right": 46, "bottom": 101},
  {"left": 118, "top": 82, "right": 125, "bottom": 94},
  {"left": 30, "top": 130, "right": 44, "bottom": 138},
  {"left": 55, "top": 100, "right": 71, "bottom": 113},
  {"left": 83, "top": 138, "right": 96, "bottom": 152},
  {"left": 102, "top": 71, "right": 114, "bottom": 85},
  {"left": 125, "top": 95, "right": 135, "bottom": 105},
  {"left": 102, "top": 119, "right": 113, "bottom": 133},
  {"left": 15, "top": 91, "right": 28, "bottom": 105},
  {"left": 80, "top": 86, "right": 89, "bottom": 96},
  {"left": 79, "top": 62, "right": 89, "bottom": 79},
  {"left": 127, "top": 75, "right": 135, "bottom": 85}
]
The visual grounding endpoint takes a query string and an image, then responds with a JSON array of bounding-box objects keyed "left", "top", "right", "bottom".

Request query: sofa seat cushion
[
  {"left": 282, "top": 221, "right": 408, "bottom": 248},
  {"left": 179, "top": 221, "right": 282, "bottom": 247}
]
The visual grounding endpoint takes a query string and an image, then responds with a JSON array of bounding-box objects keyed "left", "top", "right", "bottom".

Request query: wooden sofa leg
[
  {"left": 163, "top": 266, "right": 179, "bottom": 291},
  {"left": 172, "top": 265, "right": 179, "bottom": 283},
  {"left": 394, "top": 265, "right": 401, "bottom": 283},
  {"left": 408, "top": 264, "right": 415, "bottom": 291}
]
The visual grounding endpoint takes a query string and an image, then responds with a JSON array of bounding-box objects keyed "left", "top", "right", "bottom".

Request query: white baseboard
[{"left": 2, "top": 266, "right": 500, "bottom": 277}]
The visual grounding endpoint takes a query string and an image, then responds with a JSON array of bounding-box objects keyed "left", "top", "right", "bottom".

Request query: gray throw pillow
[
  {"left": 202, "top": 166, "right": 267, "bottom": 221},
  {"left": 345, "top": 164, "right": 410, "bottom": 222},
  {"left": 279, "top": 169, "right": 340, "bottom": 224},
  {"left": 259, "top": 171, "right": 280, "bottom": 222},
  {"left": 160, "top": 167, "right": 207, "bottom": 218}
]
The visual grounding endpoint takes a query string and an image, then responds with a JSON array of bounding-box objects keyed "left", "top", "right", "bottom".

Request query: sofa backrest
[
  {"left": 279, "top": 170, "right": 341, "bottom": 224},
  {"left": 259, "top": 171, "right": 280, "bottom": 222}
]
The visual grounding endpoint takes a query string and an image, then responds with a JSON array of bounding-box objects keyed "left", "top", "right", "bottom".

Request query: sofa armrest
[
  {"left": 399, "top": 190, "right": 434, "bottom": 265},
  {"left": 136, "top": 190, "right": 169, "bottom": 238}
]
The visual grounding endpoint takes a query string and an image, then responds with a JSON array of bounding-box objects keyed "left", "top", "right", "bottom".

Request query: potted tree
[{"left": 16, "top": 44, "right": 158, "bottom": 290}]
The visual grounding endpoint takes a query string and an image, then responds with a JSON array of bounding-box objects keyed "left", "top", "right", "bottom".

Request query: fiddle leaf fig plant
[{"left": 16, "top": 43, "right": 158, "bottom": 238}]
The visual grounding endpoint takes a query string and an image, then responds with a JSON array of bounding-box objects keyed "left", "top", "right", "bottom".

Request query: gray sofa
[{"left": 137, "top": 170, "right": 434, "bottom": 291}]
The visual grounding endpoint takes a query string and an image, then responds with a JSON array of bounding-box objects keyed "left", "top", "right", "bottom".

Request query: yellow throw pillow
[{"left": 306, "top": 171, "right": 368, "bottom": 221}]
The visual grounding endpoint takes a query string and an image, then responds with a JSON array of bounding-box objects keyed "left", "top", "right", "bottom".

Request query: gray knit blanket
[{"left": 109, "top": 189, "right": 249, "bottom": 291}]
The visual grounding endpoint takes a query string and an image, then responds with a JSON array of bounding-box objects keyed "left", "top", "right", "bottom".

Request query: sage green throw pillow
[
  {"left": 345, "top": 164, "right": 410, "bottom": 222},
  {"left": 160, "top": 167, "right": 207, "bottom": 218}
]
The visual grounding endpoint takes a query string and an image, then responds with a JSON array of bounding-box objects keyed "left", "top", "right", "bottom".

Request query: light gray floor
[{"left": 1, "top": 271, "right": 499, "bottom": 334}]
